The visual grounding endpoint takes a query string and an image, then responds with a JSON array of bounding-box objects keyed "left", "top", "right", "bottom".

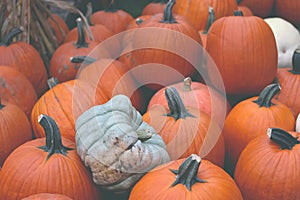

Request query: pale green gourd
[{"left": 75, "top": 94, "right": 170, "bottom": 192}]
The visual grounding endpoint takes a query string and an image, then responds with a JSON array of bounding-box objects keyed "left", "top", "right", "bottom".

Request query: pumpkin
[
  {"left": 90, "top": 2, "right": 134, "bottom": 35},
  {"left": 0, "top": 27, "right": 48, "bottom": 97},
  {"left": 130, "top": 0, "right": 203, "bottom": 90},
  {"left": 198, "top": 6, "right": 215, "bottom": 49},
  {"left": 71, "top": 56, "right": 143, "bottom": 113},
  {"left": 49, "top": 18, "right": 107, "bottom": 83},
  {"left": 264, "top": 17, "right": 300, "bottom": 68},
  {"left": 276, "top": 48, "right": 300, "bottom": 117},
  {"left": 237, "top": 5, "right": 254, "bottom": 16},
  {"left": 129, "top": 154, "right": 243, "bottom": 200},
  {"left": 0, "top": 65, "right": 37, "bottom": 118},
  {"left": 75, "top": 94, "right": 170, "bottom": 192},
  {"left": 0, "top": 114, "right": 100, "bottom": 200},
  {"left": 22, "top": 193, "right": 73, "bottom": 200},
  {"left": 275, "top": 0, "right": 300, "bottom": 28},
  {"left": 206, "top": 12, "right": 278, "bottom": 95},
  {"left": 237, "top": 0, "right": 274, "bottom": 18},
  {"left": 31, "top": 78, "right": 98, "bottom": 142},
  {"left": 173, "top": 0, "right": 237, "bottom": 30},
  {"left": 147, "top": 77, "right": 230, "bottom": 126},
  {"left": 234, "top": 128, "right": 300, "bottom": 200},
  {"left": 143, "top": 87, "right": 225, "bottom": 167},
  {"left": 48, "top": 14, "right": 69, "bottom": 45},
  {"left": 0, "top": 99, "right": 32, "bottom": 166},
  {"left": 141, "top": 0, "right": 167, "bottom": 16},
  {"left": 223, "top": 83, "right": 295, "bottom": 175}
]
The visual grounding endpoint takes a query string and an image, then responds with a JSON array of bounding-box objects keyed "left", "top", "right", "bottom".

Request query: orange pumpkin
[
  {"left": 143, "top": 87, "right": 225, "bottom": 167},
  {"left": 129, "top": 154, "right": 243, "bottom": 200},
  {"left": 275, "top": 0, "right": 300, "bottom": 27},
  {"left": 237, "top": 5, "right": 254, "bottom": 16},
  {"left": 238, "top": 0, "right": 274, "bottom": 17},
  {"left": 0, "top": 115, "right": 100, "bottom": 200},
  {"left": 234, "top": 128, "right": 300, "bottom": 199},
  {"left": 141, "top": 0, "right": 167, "bottom": 15},
  {"left": 22, "top": 193, "right": 73, "bottom": 200},
  {"left": 223, "top": 84, "right": 295, "bottom": 175},
  {"left": 0, "top": 100, "right": 32, "bottom": 166},
  {"left": 48, "top": 14, "right": 69, "bottom": 45}
]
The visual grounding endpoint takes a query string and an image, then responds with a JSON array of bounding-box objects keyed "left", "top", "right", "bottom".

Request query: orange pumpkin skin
[
  {"left": 173, "top": 0, "right": 237, "bottom": 30},
  {"left": 31, "top": 80, "right": 97, "bottom": 142},
  {"left": 48, "top": 14, "right": 69, "bottom": 45},
  {"left": 223, "top": 84, "right": 295, "bottom": 175},
  {"left": 22, "top": 193, "right": 73, "bottom": 200},
  {"left": 0, "top": 65, "right": 37, "bottom": 118},
  {"left": 129, "top": 157, "right": 243, "bottom": 200},
  {"left": 90, "top": 9, "right": 134, "bottom": 34},
  {"left": 143, "top": 88, "right": 225, "bottom": 167},
  {"left": 237, "top": 6, "right": 254, "bottom": 16},
  {"left": 238, "top": 0, "right": 274, "bottom": 18},
  {"left": 275, "top": 0, "right": 300, "bottom": 27},
  {"left": 142, "top": 1, "right": 167, "bottom": 15},
  {"left": 0, "top": 101, "right": 32, "bottom": 166},
  {"left": 234, "top": 129, "right": 300, "bottom": 200},
  {"left": 0, "top": 116, "right": 100, "bottom": 200},
  {"left": 206, "top": 15, "right": 278, "bottom": 95},
  {"left": 0, "top": 29, "right": 48, "bottom": 97}
]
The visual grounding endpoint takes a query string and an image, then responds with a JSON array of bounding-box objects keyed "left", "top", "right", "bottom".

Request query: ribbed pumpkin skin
[
  {"left": 0, "top": 42, "right": 48, "bottom": 97},
  {"left": 22, "top": 193, "right": 73, "bottom": 200},
  {"left": 275, "top": 0, "right": 300, "bottom": 27},
  {"left": 0, "top": 102, "right": 32, "bottom": 166},
  {"left": 173, "top": 0, "right": 237, "bottom": 30},
  {"left": 206, "top": 16, "right": 277, "bottom": 95},
  {"left": 238, "top": 0, "right": 274, "bottom": 17},
  {"left": 0, "top": 138, "right": 100, "bottom": 200},
  {"left": 48, "top": 14, "right": 69, "bottom": 45},
  {"left": 223, "top": 98, "right": 295, "bottom": 174},
  {"left": 234, "top": 132, "right": 300, "bottom": 200},
  {"left": 31, "top": 80, "right": 96, "bottom": 142},
  {"left": 0, "top": 66, "right": 37, "bottom": 118},
  {"left": 143, "top": 106, "right": 225, "bottom": 167},
  {"left": 142, "top": 2, "right": 166, "bottom": 15},
  {"left": 129, "top": 159, "right": 243, "bottom": 200},
  {"left": 276, "top": 68, "right": 300, "bottom": 117}
]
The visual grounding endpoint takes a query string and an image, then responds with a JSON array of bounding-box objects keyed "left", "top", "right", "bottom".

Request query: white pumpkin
[
  {"left": 264, "top": 17, "right": 300, "bottom": 68},
  {"left": 296, "top": 113, "right": 300, "bottom": 132}
]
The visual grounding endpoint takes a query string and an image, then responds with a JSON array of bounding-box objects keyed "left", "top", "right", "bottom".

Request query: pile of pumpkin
[{"left": 1, "top": 0, "right": 300, "bottom": 199}]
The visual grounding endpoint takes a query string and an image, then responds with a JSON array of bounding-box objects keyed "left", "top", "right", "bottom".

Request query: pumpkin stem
[
  {"left": 183, "top": 77, "right": 192, "bottom": 91},
  {"left": 253, "top": 83, "right": 281, "bottom": 108},
  {"left": 170, "top": 154, "right": 207, "bottom": 191},
  {"left": 160, "top": 0, "right": 177, "bottom": 24},
  {"left": 234, "top": 10, "right": 244, "bottom": 16},
  {"left": 105, "top": 0, "right": 118, "bottom": 12},
  {"left": 136, "top": 18, "right": 144, "bottom": 26},
  {"left": 0, "top": 27, "right": 23, "bottom": 46},
  {"left": 137, "top": 129, "right": 153, "bottom": 142},
  {"left": 267, "top": 128, "right": 300, "bottom": 150},
  {"left": 75, "top": 18, "right": 89, "bottom": 48},
  {"left": 70, "top": 56, "right": 97, "bottom": 65},
  {"left": 38, "top": 114, "right": 73, "bottom": 160},
  {"left": 165, "top": 87, "right": 194, "bottom": 120},
  {"left": 47, "top": 77, "right": 59, "bottom": 89},
  {"left": 236, "top": 0, "right": 242, "bottom": 4},
  {"left": 203, "top": 7, "right": 215, "bottom": 34},
  {"left": 290, "top": 48, "right": 300, "bottom": 74},
  {"left": 0, "top": 98, "right": 4, "bottom": 109}
]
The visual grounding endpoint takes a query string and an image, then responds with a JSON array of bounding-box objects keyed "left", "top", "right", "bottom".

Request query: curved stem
[
  {"left": 234, "top": 10, "right": 244, "bottom": 16},
  {"left": 70, "top": 56, "right": 97, "bottom": 65},
  {"left": 290, "top": 48, "right": 300, "bottom": 74},
  {"left": 160, "top": 0, "right": 176, "bottom": 23},
  {"left": 203, "top": 7, "right": 215, "bottom": 34},
  {"left": 183, "top": 77, "right": 192, "bottom": 91},
  {"left": 170, "top": 154, "right": 207, "bottom": 191},
  {"left": 253, "top": 83, "right": 281, "bottom": 108},
  {"left": 75, "top": 18, "right": 88, "bottom": 48},
  {"left": 165, "top": 87, "right": 194, "bottom": 120},
  {"left": 136, "top": 18, "right": 144, "bottom": 26},
  {"left": 105, "top": 0, "right": 118, "bottom": 12},
  {"left": 38, "top": 114, "right": 73, "bottom": 160},
  {"left": 267, "top": 128, "right": 300, "bottom": 150},
  {"left": 0, "top": 27, "right": 23, "bottom": 46}
]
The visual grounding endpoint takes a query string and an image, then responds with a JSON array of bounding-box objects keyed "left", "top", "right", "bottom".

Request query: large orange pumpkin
[
  {"left": 143, "top": 87, "right": 225, "bottom": 167},
  {"left": 129, "top": 154, "right": 243, "bottom": 200},
  {"left": 0, "top": 100, "right": 32, "bottom": 166},
  {"left": 234, "top": 128, "right": 300, "bottom": 199},
  {"left": 173, "top": 0, "right": 237, "bottom": 30},
  {"left": 223, "top": 83, "right": 295, "bottom": 175},
  {"left": 206, "top": 13, "right": 278, "bottom": 95},
  {"left": 0, "top": 115, "right": 100, "bottom": 200},
  {"left": 0, "top": 27, "right": 48, "bottom": 97}
]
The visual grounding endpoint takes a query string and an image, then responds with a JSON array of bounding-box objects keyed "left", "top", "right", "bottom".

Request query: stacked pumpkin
[{"left": 1, "top": 0, "right": 300, "bottom": 199}]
